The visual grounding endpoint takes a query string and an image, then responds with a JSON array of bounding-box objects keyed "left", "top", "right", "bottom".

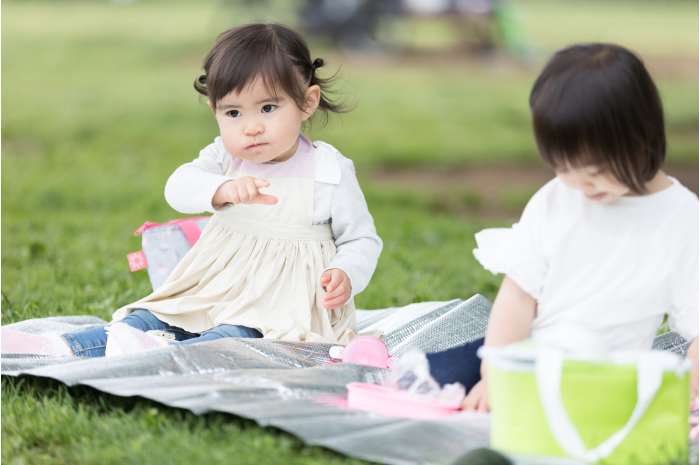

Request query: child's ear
[
  {"left": 207, "top": 99, "right": 214, "bottom": 112},
  {"left": 302, "top": 85, "right": 321, "bottom": 121}
]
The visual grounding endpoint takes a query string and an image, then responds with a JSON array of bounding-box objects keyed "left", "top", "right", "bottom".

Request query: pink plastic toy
[
  {"left": 341, "top": 336, "right": 391, "bottom": 368},
  {"left": 346, "top": 382, "right": 461, "bottom": 419}
]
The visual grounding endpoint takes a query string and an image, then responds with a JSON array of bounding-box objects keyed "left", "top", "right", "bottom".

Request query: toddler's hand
[
  {"left": 320, "top": 269, "right": 352, "bottom": 310},
  {"left": 462, "top": 379, "right": 489, "bottom": 412},
  {"left": 213, "top": 176, "right": 278, "bottom": 207}
]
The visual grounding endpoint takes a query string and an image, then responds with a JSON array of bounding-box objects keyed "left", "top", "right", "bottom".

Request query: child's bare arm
[
  {"left": 463, "top": 276, "right": 536, "bottom": 412},
  {"left": 483, "top": 276, "right": 537, "bottom": 350}
]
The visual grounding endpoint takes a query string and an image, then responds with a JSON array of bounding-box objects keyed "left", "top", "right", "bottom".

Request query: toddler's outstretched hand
[
  {"left": 321, "top": 269, "right": 351, "bottom": 310},
  {"left": 462, "top": 379, "right": 489, "bottom": 412},
  {"left": 213, "top": 176, "right": 278, "bottom": 207}
]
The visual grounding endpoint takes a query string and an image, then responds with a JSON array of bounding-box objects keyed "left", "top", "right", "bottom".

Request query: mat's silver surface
[{"left": 2, "top": 295, "right": 693, "bottom": 465}]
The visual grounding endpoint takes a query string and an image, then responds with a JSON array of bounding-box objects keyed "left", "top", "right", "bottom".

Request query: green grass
[
  {"left": 377, "top": 0, "right": 699, "bottom": 55},
  {"left": 520, "top": 0, "right": 699, "bottom": 55},
  {"left": 2, "top": 1, "right": 697, "bottom": 464}
]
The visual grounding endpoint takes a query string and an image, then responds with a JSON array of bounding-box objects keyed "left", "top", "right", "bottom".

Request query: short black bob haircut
[{"left": 529, "top": 43, "right": 666, "bottom": 193}]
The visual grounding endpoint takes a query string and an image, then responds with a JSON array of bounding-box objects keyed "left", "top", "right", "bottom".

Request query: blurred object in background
[
  {"left": 298, "top": 0, "right": 530, "bottom": 59},
  {"left": 299, "top": 0, "right": 391, "bottom": 49}
]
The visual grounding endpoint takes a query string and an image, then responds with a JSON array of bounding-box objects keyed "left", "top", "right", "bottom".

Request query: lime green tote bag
[{"left": 482, "top": 343, "right": 690, "bottom": 465}]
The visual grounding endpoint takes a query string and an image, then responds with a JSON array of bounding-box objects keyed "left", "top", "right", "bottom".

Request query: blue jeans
[{"left": 62, "top": 309, "right": 263, "bottom": 358}]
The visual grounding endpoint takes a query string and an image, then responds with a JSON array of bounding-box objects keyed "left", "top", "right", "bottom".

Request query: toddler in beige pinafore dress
[
  {"left": 0, "top": 25, "right": 383, "bottom": 360},
  {"left": 113, "top": 139, "right": 363, "bottom": 344}
]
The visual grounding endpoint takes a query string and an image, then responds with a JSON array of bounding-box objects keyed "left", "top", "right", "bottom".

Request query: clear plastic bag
[{"left": 383, "top": 349, "right": 465, "bottom": 406}]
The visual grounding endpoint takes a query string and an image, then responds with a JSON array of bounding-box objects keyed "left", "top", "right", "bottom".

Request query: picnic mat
[{"left": 1, "top": 296, "right": 695, "bottom": 465}]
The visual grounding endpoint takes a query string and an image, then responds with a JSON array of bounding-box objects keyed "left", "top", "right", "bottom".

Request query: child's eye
[
  {"left": 226, "top": 109, "right": 240, "bottom": 118},
  {"left": 261, "top": 104, "right": 278, "bottom": 113}
]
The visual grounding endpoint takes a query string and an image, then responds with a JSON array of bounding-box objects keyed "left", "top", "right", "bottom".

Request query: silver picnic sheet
[{"left": 1, "top": 295, "right": 695, "bottom": 465}]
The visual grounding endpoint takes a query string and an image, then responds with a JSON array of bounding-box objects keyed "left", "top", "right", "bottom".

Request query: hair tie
[
  {"left": 312, "top": 58, "right": 324, "bottom": 70},
  {"left": 197, "top": 74, "right": 207, "bottom": 86}
]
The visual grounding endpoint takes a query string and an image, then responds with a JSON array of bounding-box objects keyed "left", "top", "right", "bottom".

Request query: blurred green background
[{"left": 2, "top": 1, "right": 698, "bottom": 464}]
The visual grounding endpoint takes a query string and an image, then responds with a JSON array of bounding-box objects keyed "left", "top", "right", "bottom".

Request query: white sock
[
  {"left": 1, "top": 327, "right": 73, "bottom": 356},
  {"left": 105, "top": 323, "right": 170, "bottom": 358}
]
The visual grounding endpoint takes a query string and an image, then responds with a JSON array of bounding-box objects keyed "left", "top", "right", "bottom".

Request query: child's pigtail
[
  {"left": 307, "top": 57, "right": 348, "bottom": 120},
  {"left": 194, "top": 74, "right": 208, "bottom": 97}
]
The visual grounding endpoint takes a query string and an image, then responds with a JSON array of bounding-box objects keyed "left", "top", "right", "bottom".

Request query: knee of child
[
  {"left": 121, "top": 308, "right": 162, "bottom": 330},
  {"left": 209, "top": 324, "right": 261, "bottom": 339}
]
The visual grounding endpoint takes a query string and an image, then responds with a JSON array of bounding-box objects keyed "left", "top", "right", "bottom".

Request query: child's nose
[{"left": 244, "top": 122, "right": 264, "bottom": 137}]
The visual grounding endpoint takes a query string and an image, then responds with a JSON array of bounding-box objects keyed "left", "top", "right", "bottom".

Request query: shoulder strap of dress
[{"left": 313, "top": 141, "right": 342, "bottom": 185}]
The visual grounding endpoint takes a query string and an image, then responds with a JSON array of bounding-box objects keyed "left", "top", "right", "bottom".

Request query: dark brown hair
[
  {"left": 194, "top": 23, "right": 344, "bottom": 123},
  {"left": 529, "top": 43, "right": 666, "bottom": 193}
]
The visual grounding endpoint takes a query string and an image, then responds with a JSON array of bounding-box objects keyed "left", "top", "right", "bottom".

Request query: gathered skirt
[{"left": 113, "top": 215, "right": 355, "bottom": 343}]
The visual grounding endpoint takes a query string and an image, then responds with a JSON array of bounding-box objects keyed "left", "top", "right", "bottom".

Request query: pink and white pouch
[{"left": 127, "top": 217, "right": 209, "bottom": 290}]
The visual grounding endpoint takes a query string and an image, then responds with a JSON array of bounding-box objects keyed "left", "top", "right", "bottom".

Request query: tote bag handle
[{"left": 535, "top": 349, "right": 664, "bottom": 463}]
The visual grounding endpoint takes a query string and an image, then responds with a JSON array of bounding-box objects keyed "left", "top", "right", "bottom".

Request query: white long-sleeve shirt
[{"left": 163, "top": 136, "right": 382, "bottom": 297}]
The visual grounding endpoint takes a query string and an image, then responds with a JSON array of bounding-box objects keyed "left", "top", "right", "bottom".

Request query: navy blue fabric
[{"left": 426, "top": 337, "right": 484, "bottom": 391}]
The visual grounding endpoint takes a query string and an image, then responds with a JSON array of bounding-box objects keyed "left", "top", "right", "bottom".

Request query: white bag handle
[{"left": 536, "top": 349, "right": 664, "bottom": 463}]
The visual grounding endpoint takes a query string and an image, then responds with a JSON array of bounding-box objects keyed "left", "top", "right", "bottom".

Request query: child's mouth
[{"left": 245, "top": 142, "right": 268, "bottom": 150}]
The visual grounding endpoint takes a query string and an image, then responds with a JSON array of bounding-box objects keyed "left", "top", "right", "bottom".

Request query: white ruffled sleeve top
[
  {"left": 473, "top": 177, "right": 699, "bottom": 352},
  {"left": 163, "top": 136, "right": 382, "bottom": 298}
]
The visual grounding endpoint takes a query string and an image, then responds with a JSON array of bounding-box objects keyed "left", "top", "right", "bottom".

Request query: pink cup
[{"left": 341, "top": 336, "right": 391, "bottom": 368}]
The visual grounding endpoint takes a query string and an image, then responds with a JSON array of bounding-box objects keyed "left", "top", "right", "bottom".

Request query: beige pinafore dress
[{"left": 113, "top": 142, "right": 355, "bottom": 343}]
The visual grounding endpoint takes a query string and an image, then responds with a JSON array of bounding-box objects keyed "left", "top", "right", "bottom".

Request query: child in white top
[
  {"left": 425, "top": 43, "right": 698, "bottom": 411},
  {"left": 2, "top": 23, "right": 382, "bottom": 358}
]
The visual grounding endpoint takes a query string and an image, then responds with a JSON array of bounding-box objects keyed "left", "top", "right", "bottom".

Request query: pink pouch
[
  {"left": 346, "top": 382, "right": 461, "bottom": 419},
  {"left": 127, "top": 216, "right": 209, "bottom": 289}
]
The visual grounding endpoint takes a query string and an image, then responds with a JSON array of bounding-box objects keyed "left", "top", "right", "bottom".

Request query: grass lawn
[{"left": 2, "top": 1, "right": 697, "bottom": 464}]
